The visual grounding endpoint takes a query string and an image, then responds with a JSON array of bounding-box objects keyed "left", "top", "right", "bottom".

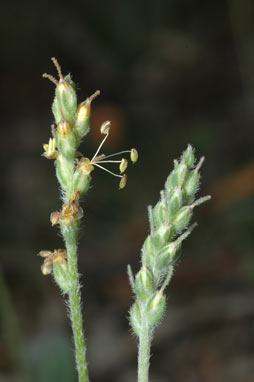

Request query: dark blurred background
[{"left": 0, "top": 0, "right": 253, "bottom": 381}]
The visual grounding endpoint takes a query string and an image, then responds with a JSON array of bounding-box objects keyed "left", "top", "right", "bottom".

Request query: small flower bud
[
  {"left": 134, "top": 267, "right": 154, "bottom": 300},
  {"left": 168, "top": 187, "right": 183, "bottom": 216},
  {"left": 100, "top": 120, "right": 111, "bottom": 135},
  {"left": 143, "top": 233, "right": 165, "bottom": 272},
  {"left": 142, "top": 235, "right": 156, "bottom": 257},
  {"left": 147, "top": 292, "right": 166, "bottom": 326},
  {"left": 156, "top": 224, "right": 173, "bottom": 243},
  {"left": 156, "top": 242, "right": 181, "bottom": 270},
  {"left": 165, "top": 170, "right": 178, "bottom": 193},
  {"left": 54, "top": 75, "right": 77, "bottom": 124},
  {"left": 74, "top": 100, "right": 90, "bottom": 139},
  {"left": 119, "top": 158, "right": 128, "bottom": 173},
  {"left": 152, "top": 201, "right": 167, "bottom": 229},
  {"left": 181, "top": 144, "right": 195, "bottom": 168},
  {"left": 129, "top": 301, "right": 142, "bottom": 336},
  {"left": 56, "top": 154, "right": 73, "bottom": 191},
  {"left": 175, "top": 162, "right": 188, "bottom": 186},
  {"left": 184, "top": 170, "right": 200, "bottom": 200},
  {"left": 119, "top": 174, "right": 127, "bottom": 189},
  {"left": 50, "top": 211, "right": 60, "bottom": 226},
  {"left": 173, "top": 206, "right": 192, "bottom": 233},
  {"left": 73, "top": 169, "right": 92, "bottom": 195},
  {"left": 53, "top": 260, "right": 71, "bottom": 293},
  {"left": 74, "top": 90, "right": 100, "bottom": 139},
  {"left": 130, "top": 148, "right": 138, "bottom": 163},
  {"left": 52, "top": 98, "right": 62, "bottom": 125}
]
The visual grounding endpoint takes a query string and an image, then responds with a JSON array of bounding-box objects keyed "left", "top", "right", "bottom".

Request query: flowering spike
[{"left": 128, "top": 144, "right": 210, "bottom": 368}]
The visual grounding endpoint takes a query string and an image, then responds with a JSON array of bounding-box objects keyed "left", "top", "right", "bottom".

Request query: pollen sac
[
  {"left": 50, "top": 211, "right": 61, "bottom": 226},
  {"left": 41, "top": 259, "right": 53, "bottom": 275},
  {"left": 119, "top": 158, "right": 128, "bottom": 173},
  {"left": 38, "top": 250, "right": 52, "bottom": 258},
  {"left": 119, "top": 174, "right": 127, "bottom": 189},
  {"left": 130, "top": 148, "right": 138, "bottom": 163},
  {"left": 100, "top": 120, "right": 111, "bottom": 135}
]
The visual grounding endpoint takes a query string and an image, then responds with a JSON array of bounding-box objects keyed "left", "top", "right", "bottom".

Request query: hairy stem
[
  {"left": 138, "top": 312, "right": 151, "bottom": 382},
  {"left": 65, "top": 224, "right": 89, "bottom": 382}
]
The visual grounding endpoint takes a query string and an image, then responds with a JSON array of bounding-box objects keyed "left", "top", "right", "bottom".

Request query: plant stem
[
  {"left": 65, "top": 224, "right": 89, "bottom": 382},
  {"left": 138, "top": 312, "right": 151, "bottom": 382}
]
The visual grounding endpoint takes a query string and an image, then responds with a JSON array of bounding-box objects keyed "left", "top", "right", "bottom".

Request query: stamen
[
  {"left": 42, "top": 73, "right": 58, "bottom": 86},
  {"left": 98, "top": 150, "right": 131, "bottom": 161},
  {"left": 51, "top": 57, "right": 64, "bottom": 80},
  {"left": 92, "top": 154, "right": 105, "bottom": 162},
  {"left": 93, "top": 163, "right": 122, "bottom": 178},
  {"left": 95, "top": 160, "right": 122, "bottom": 164},
  {"left": 91, "top": 133, "right": 109, "bottom": 162}
]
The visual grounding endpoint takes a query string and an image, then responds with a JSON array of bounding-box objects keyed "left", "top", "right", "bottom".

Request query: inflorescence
[{"left": 38, "top": 58, "right": 138, "bottom": 276}]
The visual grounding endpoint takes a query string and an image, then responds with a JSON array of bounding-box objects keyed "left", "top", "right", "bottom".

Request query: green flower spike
[{"left": 128, "top": 144, "right": 211, "bottom": 382}]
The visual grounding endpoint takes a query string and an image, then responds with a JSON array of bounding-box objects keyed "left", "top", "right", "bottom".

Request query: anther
[{"left": 119, "top": 174, "right": 127, "bottom": 189}]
